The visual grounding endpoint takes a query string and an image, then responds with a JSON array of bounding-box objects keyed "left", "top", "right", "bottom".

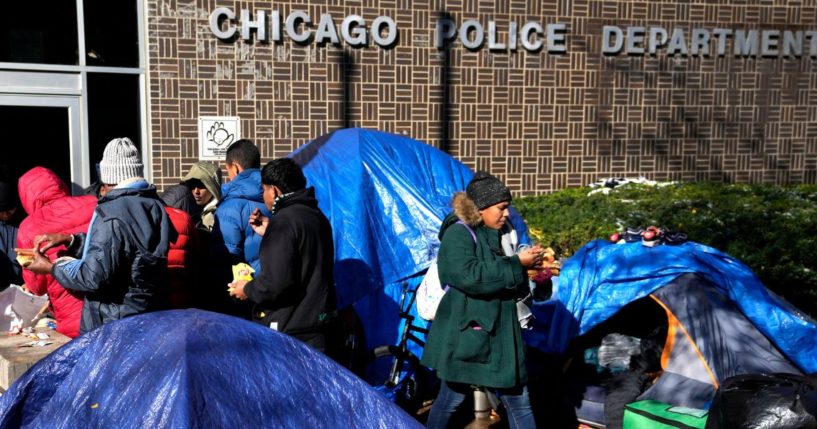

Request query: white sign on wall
[{"left": 198, "top": 116, "right": 240, "bottom": 161}]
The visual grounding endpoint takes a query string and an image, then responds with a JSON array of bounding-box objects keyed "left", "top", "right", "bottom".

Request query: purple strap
[{"left": 455, "top": 220, "right": 477, "bottom": 243}]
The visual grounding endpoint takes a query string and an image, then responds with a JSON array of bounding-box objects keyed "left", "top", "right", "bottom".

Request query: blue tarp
[
  {"left": 525, "top": 240, "right": 817, "bottom": 374},
  {"left": 290, "top": 128, "right": 528, "bottom": 358},
  {"left": 0, "top": 310, "right": 422, "bottom": 428}
]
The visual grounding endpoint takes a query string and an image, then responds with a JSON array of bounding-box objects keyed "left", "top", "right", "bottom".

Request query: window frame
[{"left": 0, "top": 0, "right": 150, "bottom": 186}]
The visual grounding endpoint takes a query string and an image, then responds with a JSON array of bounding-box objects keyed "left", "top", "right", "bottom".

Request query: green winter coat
[{"left": 420, "top": 194, "right": 529, "bottom": 389}]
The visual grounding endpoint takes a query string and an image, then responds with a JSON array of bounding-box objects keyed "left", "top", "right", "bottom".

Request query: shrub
[{"left": 515, "top": 182, "right": 817, "bottom": 318}]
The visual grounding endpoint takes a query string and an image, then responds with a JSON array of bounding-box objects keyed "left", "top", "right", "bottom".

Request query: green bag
[{"left": 623, "top": 400, "right": 708, "bottom": 429}]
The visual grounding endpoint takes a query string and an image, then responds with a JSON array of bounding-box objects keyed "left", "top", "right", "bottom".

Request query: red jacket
[
  {"left": 165, "top": 207, "right": 198, "bottom": 308},
  {"left": 17, "top": 167, "right": 97, "bottom": 338}
]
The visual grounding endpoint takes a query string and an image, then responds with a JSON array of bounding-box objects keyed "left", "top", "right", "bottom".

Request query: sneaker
[
  {"left": 623, "top": 227, "right": 644, "bottom": 243},
  {"left": 664, "top": 231, "right": 688, "bottom": 245}
]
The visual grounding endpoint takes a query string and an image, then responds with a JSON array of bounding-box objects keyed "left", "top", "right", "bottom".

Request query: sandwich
[{"left": 15, "top": 248, "right": 35, "bottom": 267}]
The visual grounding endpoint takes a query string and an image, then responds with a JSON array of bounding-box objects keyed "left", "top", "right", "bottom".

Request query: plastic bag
[
  {"left": 417, "top": 221, "right": 477, "bottom": 321},
  {"left": 0, "top": 284, "right": 50, "bottom": 333},
  {"left": 416, "top": 261, "right": 446, "bottom": 321},
  {"left": 598, "top": 333, "right": 641, "bottom": 372},
  {"left": 706, "top": 373, "right": 817, "bottom": 429}
]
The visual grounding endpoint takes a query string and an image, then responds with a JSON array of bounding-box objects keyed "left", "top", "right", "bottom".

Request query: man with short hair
[
  {"left": 212, "top": 139, "right": 269, "bottom": 272},
  {"left": 229, "top": 158, "right": 339, "bottom": 356},
  {"left": 26, "top": 137, "right": 171, "bottom": 333}
]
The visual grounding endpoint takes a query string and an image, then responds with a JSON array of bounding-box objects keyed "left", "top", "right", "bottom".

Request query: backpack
[{"left": 416, "top": 221, "right": 476, "bottom": 321}]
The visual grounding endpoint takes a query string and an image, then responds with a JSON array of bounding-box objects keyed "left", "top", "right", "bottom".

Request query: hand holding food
[
  {"left": 518, "top": 245, "right": 545, "bottom": 269},
  {"left": 33, "top": 233, "right": 73, "bottom": 253},
  {"left": 228, "top": 279, "right": 249, "bottom": 300},
  {"left": 527, "top": 247, "right": 561, "bottom": 285},
  {"left": 24, "top": 248, "right": 55, "bottom": 275},
  {"left": 227, "top": 263, "right": 255, "bottom": 300}
]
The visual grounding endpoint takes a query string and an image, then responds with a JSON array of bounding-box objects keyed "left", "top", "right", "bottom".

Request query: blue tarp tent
[
  {"left": 289, "top": 128, "right": 528, "bottom": 358},
  {"left": 524, "top": 240, "right": 817, "bottom": 408},
  {"left": 0, "top": 310, "right": 422, "bottom": 428},
  {"left": 528, "top": 240, "right": 817, "bottom": 372}
]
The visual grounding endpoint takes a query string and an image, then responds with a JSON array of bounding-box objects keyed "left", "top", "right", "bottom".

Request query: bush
[{"left": 515, "top": 182, "right": 817, "bottom": 318}]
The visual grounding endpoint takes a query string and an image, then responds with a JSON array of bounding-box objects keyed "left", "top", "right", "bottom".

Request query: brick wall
[{"left": 146, "top": 0, "right": 817, "bottom": 194}]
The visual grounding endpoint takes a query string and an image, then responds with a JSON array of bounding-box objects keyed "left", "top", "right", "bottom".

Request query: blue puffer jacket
[
  {"left": 52, "top": 181, "right": 171, "bottom": 334},
  {"left": 212, "top": 169, "right": 270, "bottom": 272}
]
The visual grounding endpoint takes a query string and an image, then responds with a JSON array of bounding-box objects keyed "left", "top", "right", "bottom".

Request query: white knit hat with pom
[{"left": 99, "top": 137, "right": 143, "bottom": 185}]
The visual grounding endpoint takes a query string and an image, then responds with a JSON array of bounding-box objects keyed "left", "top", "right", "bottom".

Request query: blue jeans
[{"left": 426, "top": 380, "right": 535, "bottom": 429}]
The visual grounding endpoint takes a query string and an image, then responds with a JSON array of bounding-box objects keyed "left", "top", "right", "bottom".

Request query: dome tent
[
  {"left": 525, "top": 240, "right": 817, "bottom": 424},
  {"left": 0, "top": 310, "right": 422, "bottom": 428},
  {"left": 536, "top": 241, "right": 817, "bottom": 375}
]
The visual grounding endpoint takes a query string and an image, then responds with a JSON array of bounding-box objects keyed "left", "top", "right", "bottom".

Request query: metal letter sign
[
  {"left": 208, "top": 7, "right": 817, "bottom": 58},
  {"left": 198, "top": 116, "right": 240, "bottom": 161}
]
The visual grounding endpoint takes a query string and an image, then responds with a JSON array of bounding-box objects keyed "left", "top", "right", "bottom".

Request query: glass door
[{"left": 0, "top": 95, "right": 86, "bottom": 194}]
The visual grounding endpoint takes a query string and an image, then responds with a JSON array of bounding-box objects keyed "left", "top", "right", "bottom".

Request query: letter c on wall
[{"left": 210, "top": 7, "right": 237, "bottom": 39}]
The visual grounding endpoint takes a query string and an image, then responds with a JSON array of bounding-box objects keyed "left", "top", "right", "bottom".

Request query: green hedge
[{"left": 515, "top": 182, "right": 817, "bottom": 318}]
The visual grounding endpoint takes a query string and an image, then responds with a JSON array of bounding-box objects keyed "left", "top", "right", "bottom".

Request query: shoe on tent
[
  {"left": 289, "top": 128, "right": 529, "bottom": 367},
  {"left": 523, "top": 240, "right": 817, "bottom": 423},
  {"left": 0, "top": 310, "right": 422, "bottom": 429}
]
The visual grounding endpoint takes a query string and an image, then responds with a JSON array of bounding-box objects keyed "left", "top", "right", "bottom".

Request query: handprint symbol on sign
[{"left": 206, "top": 122, "right": 234, "bottom": 147}]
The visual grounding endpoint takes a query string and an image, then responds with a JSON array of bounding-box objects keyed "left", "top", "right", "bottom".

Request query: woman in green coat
[{"left": 421, "top": 172, "right": 543, "bottom": 429}]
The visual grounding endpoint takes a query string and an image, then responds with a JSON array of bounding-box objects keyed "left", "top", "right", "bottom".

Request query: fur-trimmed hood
[
  {"left": 438, "top": 192, "right": 482, "bottom": 240},
  {"left": 451, "top": 192, "right": 482, "bottom": 226}
]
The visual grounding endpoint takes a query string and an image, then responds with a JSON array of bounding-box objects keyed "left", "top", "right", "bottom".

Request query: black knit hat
[
  {"left": 0, "top": 181, "right": 17, "bottom": 211},
  {"left": 466, "top": 171, "right": 512, "bottom": 209}
]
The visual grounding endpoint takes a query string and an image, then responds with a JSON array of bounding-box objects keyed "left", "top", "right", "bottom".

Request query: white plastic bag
[
  {"left": 416, "top": 261, "right": 447, "bottom": 321},
  {"left": 0, "top": 284, "right": 49, "bottom": 333}
]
